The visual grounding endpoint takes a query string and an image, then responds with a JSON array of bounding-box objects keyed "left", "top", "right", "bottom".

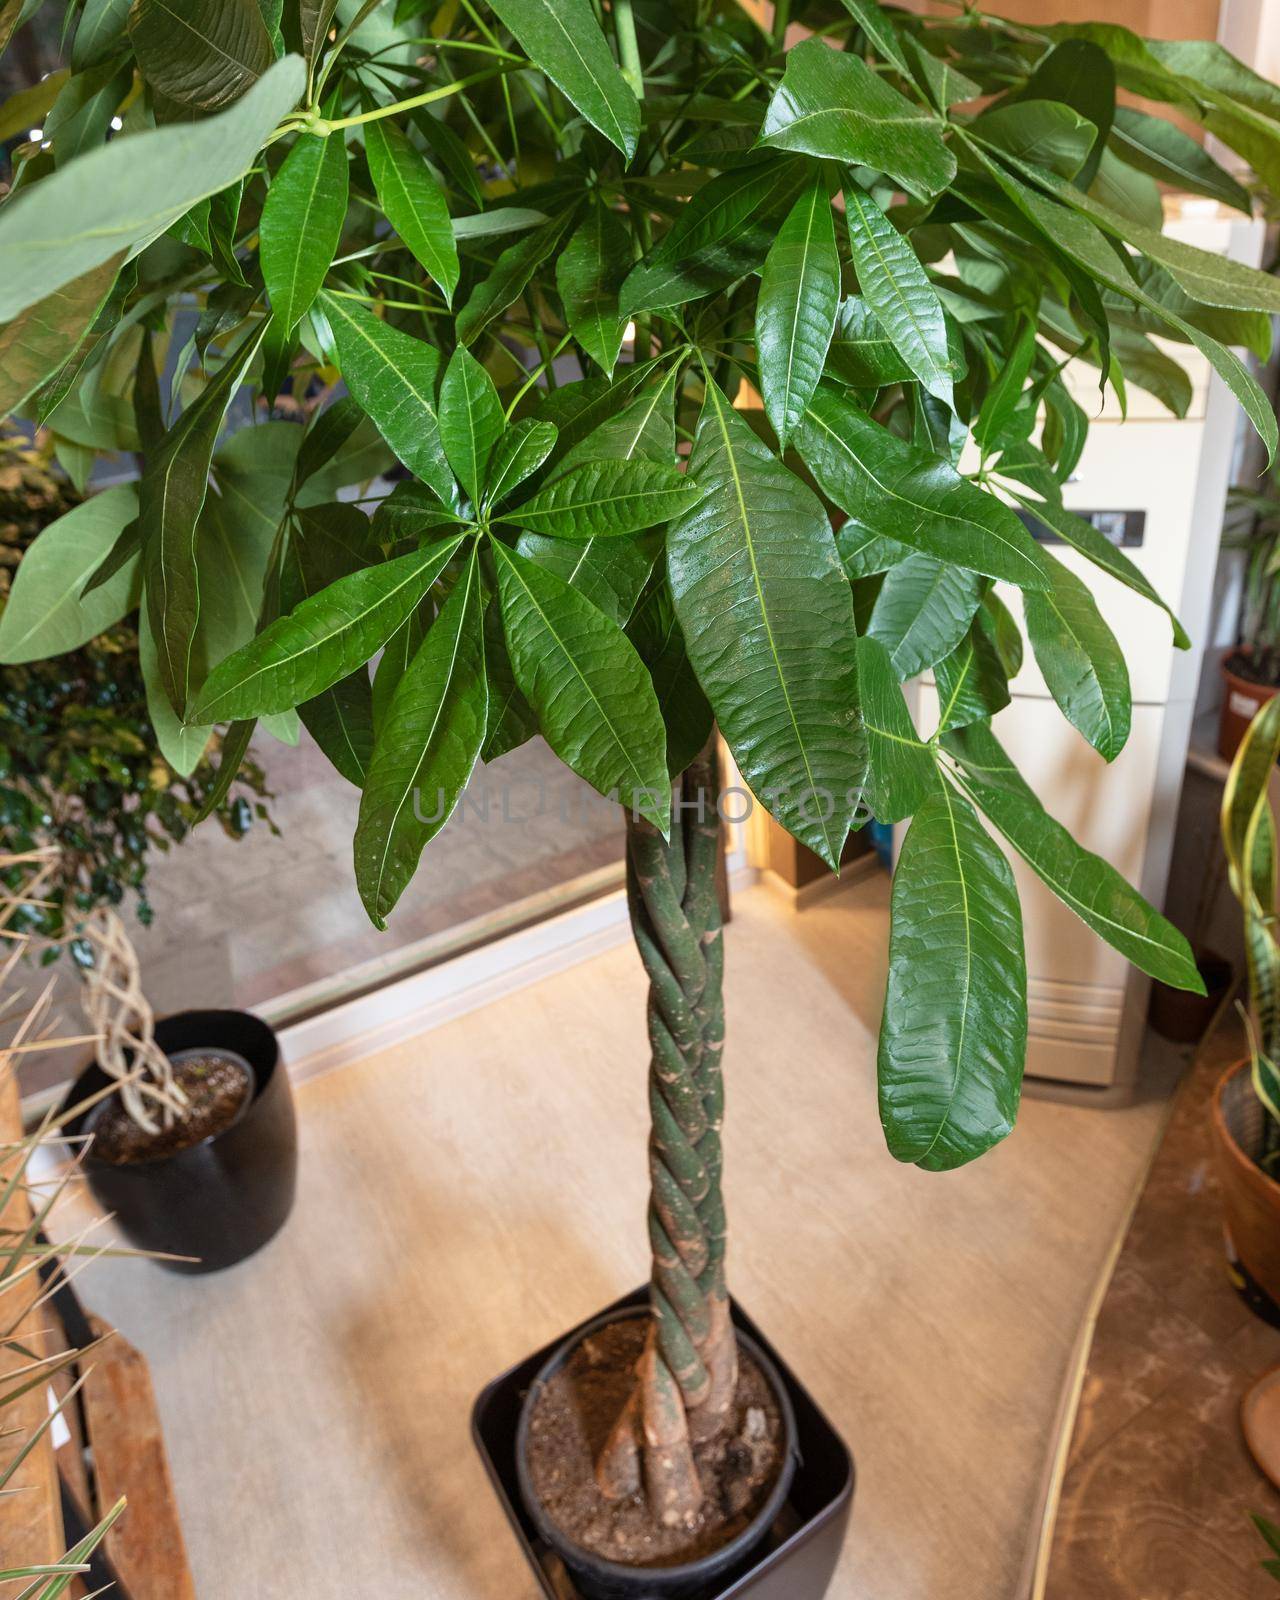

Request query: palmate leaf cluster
[{"left": 1, "top": 0, "right": 1279, "bottom": 1168}]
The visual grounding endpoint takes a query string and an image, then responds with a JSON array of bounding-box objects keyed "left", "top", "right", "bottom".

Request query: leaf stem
[
  {"left": 614, "top": 0, "right": 645, "bottom": 99},
  {"left": 307, "top": 66, "right": 515, "bottom": 133}
]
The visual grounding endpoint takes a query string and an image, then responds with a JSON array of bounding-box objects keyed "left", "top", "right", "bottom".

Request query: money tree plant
[{"left": 2, "top": 0, "right": 1279, "bottom": 1533}]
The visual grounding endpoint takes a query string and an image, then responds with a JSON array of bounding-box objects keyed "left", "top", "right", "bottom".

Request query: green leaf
[
  {"left": 516, "top": 530, "right": 656, "bottom": 623},
  {"left": 439, "top": 345, "right": 505, "bottom": 508},
  {"left": 493, "top": 539, "right": 668, "bottom": 826},
  {"left": 1023, "top": 550, "right": 1131, "bottom": 762},
  {"left": 481, "top": 596, "right": 536, "bottom": 761},
  {"left": 933, "top": 615, "right": 1010, "bottom": 733},
  {"left": 260, "top": 130, "right": 348, "bottom": 334},
  {"left": 141, "top": 326, "right": 265, "bottom": 714},
  {"left": 757, "top": 178, "right": 840, "bottom": 451},
  {"left": 795, "top": 387, "right": 1049, "bottom": 588},
  {"left": 73, "top": 0, "right": 132, "bottom": 68},
  {"left": 45, "top": 60, "right": 131, "bottom": 164},
  {"left": 484, "top": 418, "right": 558, "bottom": 509},
  {"left": 857, "top": 634, "right": 935, "bottom": 824},
  {"left": 139, "top": 605, "right": 212, "bottom": 777},
  {"left": 826, "top": 295, "right": 913, "bottom": 388},
  {"left": 0, "top": 484, "right": 138, "bottom": 662},
  {"left": 946, "top": 722, "right": 1203, "bottom": 990},
  {"left": 1109, "top": 105, "right": 1252, "bottom": 214},
  {"left": 760, "top": 37, "right": 955, "bottom": 199},
  {"left": 0, "top": 254, "right": 121, "bottom": 421},
  {"left": 503, "top": 459, "right": 703, "bottom": 539},
  {"left": 844, "top": 184, "right": 952, "bottom": 405},
  {"left": 868, "top": 552, "right": 983, "bottom": 678},
  {"left": 971, "top": 99, "right": 1096, "bottom": 181},
  {"left": 1018, "top": 38, "right": 1113, "bottom": 185},
  {"left": 0, "top": 55, "right": 305, "bottom": 322},
  {"left": 193, "top": 717, "right": 254, "bottom": 817},
  {"left": 299, "top": 0, "right": 339, "bottom": 65},
  {"left": 556, "top": 203, "right": 631, "bottom": 375},
  {"left": 455, "top": 210, "right": 575, "bottom": 346},
  {"left": 280, "top": 502, "right": 376, "bottom": 785},
  {"left": 190, "top": 535, "right": 464, "bottom": 722},
  {"left": 879, "top": 780, "right": 1026, "bottom": 1171},
  {"left": 0, "top": 67, "right": 67, "bottom": 143},
  {"left": 364, "top": 117, "right": 459, "bottom": 305},
  {"left": 355, "top": 545, "right": 487, "bottom": 926},
  {"left": 973, "top": 316, "right": 1036, "bottom": 451},
  {"left": 318, "top": 288, "right": 457, "bottom": 507},
  {"left": 556, "top": 368, "right": 678, "bottom": 474},
  {"left": 628, "top": 583, "right": 713, "bottom": 779},
  {"left": 621, "top": 158, "right": 807, "bottom": 316},
  {"left": 837, "top": 0, "right": 912, "bottom": 74},
  {"left": 488, "top": 0, "right": 639, "bottom": 159},
  {"left": 667, "top": 379, "right": 863, "bottom": 867},
  {"left": 129, "top": 0, "right": 274, "bottom": 110}
]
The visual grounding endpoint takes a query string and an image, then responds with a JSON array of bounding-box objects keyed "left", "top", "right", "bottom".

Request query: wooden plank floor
[{"left": 53, "top": 875, "right": 1177, "bottom": 1599}]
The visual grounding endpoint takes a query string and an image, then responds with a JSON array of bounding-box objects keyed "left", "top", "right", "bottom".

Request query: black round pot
[
  {"left": 63, "top": 1009, "right": 297, "bottom": 1274},
  {"left": 516, "top": 1307, "right": 799, "bottom": 1600}
]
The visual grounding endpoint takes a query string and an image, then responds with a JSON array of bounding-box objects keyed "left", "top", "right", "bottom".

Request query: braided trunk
[{"left": 596, "top": 742, "right": 737, "bottom": 1528}]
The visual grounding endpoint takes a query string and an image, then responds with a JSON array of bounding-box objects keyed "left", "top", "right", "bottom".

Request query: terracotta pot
[
  {"left": 1209, "top": 1062, "right": 1280, "bottom": 1325},
  {"left": 1218, "top": 651, "right": 1280, "bottom": 763}
]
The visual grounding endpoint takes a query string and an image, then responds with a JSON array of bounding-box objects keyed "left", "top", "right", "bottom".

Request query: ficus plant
[{"left": 2, "top": 0, "right": 1279, "bottom": 1535}]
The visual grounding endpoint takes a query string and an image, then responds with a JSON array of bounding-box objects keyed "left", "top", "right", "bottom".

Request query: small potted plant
[
  {"left": 1214, "top": 691, "right": 1280, "bottom": 1324},
  {"left": 1219, "top": 484, "right": 1280, "bottom": 761},
  {"left": 0, "top": 430, "right": 296, "bottom": 1271}
]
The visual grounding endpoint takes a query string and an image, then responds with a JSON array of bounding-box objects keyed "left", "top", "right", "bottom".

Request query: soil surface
[
  {"left": 1224, "top": 649, "right": 1280, "bottom": 690},
  {"left": 88, "top": 1051, "right": 253, "bottom": 1165},
  {"left": 525, "top": 1316, "right": 785, "bottom": 1568}
]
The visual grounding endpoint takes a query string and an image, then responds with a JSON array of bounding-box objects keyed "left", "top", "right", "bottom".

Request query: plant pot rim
[
  {"left": 1211, "top": 1058, "right": 1280, "bottom": 1198},
  {"left": 514, "top": 1303, "right": 800, "bottom": 1590},
  {"left": 1221, "top": 648, "right": 1280, "bottom": 693},
  {"left": 64, "top": 1007, "right": 280, "bottom": 1174}
]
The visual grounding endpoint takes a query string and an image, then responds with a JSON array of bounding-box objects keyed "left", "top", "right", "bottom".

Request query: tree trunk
[{"left": 596, "top": 741, "right": 737, "bottom": 1528}]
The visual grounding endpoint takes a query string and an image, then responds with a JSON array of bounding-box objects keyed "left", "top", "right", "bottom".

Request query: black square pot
[{"left": 472, "top": 1288, "right": 854, "bottom": 1600}]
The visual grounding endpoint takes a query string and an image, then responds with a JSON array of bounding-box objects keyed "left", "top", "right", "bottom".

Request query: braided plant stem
[{"left": 596, "top": 742, "right": 737, "bottom": 1528}]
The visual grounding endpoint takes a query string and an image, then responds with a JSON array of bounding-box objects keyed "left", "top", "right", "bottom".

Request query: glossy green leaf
[
  {"left": 826, "top": 295, "right": 914, "bottom": 388},
  {"left": 439, "top": 345, "right": 505, "bottom": 508},
  {"left": 857, "top": 634, "right": 935, "bottom": 824},
  {"left": 933, "top": 615, "right": 1010, "bottom": 733},
  {"left": 141, "top": 326, "right": 265, "bottom": 715},
  {"left": 260, "top": 131, "right": 348, "bottom": 334},
  {"left": 1109, "top": 105, "right": 1252, "bottom": 214},
  {"left": 457, "top": 212, "right": 574, "bottom": 346},
  {"left": 190, "top": 535, "right": 464, "bottom": 722},
  {"left": 484, "top": 419, "right": 558, "bottom": 510},
  {"left": 837, "top": 0, "right": 912, "bottom": 74},
  {"left": 0, "top": 56, "right": 305, "bottom": 322},
  {"left": 756, "top": 179, "right": 839, "bottom": 451},
  {"left": 879, "top": 780, "right": 1026, "bottom": 1171},
  {"left": 318, "top": 288, "right": 457, "bottom": 507},
  {"left": 974, "top": 316, "right": 1036, "bottom": 451},
  {"left": 621, "top": 158, "right": 807, "bottom": 316},
  {"left": 760, "top": 38, "right": 955, "bottom": 199},
  {"left": 1009, "top": 492, "right": 1188, "bottom": 651},
  {"left": 946, "top": 721, "right": 1203, "bottom": 990},
  {"left": 0, "top": 485, "right": 138, "bottom": 662},
  {"left": 503, "top": 459, "right": 703, "bottom": 539},
  {"left": 481, "top": 596, "right": 536, "bottom": 762},
  {"left": 280, "top": 502, "right": 377, "bottom": 786},
  {"left": 488, "top": 0, "right": 640, "bottom": 160},
  {"left": 45, "top": 60, "right": 131, "bottom": 164},
  {"left": 355, "top": 546, "right": 487, "bottom": 927},
  {"left": 516, "top": 530, "right": 656, "bottom": 623},
  {"left": 1023, "top": 550, "right": 1131, "bottom": 762},
  {"left": 0, "top": 254, "right": 121, "bottom": 421},
  {"left": 844, "top": 184, "right": 953, "bottom": 405},
  {"left": 970, "top": 99, "right": 1096, "bottom": 181},
  {"left": 628, "top": 583, "right": 713, "bottom": 780},
  {"left": 1020, "top": 38, "right": 1113, "bottom": 184},
  {"left": 557, "top": 368, "right": 678, "bottom": 474},
  {"left": 364, "top": 117, "right": 459, "bottom": 304},
  {"left": 796, "top": 387, "right": 1049, "bottom": 588},
  {"left": 868, "top": 552, "right": 983, "bottom": 678},
  {"left": 493, "top": 540, "right": 669, "bottom": 828},
  {"left": 556, "top": 204, "right": 631, "bottom": 375},
  {"left": 129, "top": 0, "right": 274, "bottom": 110},
  {"left": 667, "top": 379, "right": 863, "bottom": 867}
]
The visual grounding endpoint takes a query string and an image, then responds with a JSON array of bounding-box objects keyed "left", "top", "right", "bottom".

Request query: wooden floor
[
  {"left": 1043, "top": 1016, "right": 1280, "bottom": 1598},
  {"left": 54, "top": 875, "right": 1178, "bottom": 1599}
]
